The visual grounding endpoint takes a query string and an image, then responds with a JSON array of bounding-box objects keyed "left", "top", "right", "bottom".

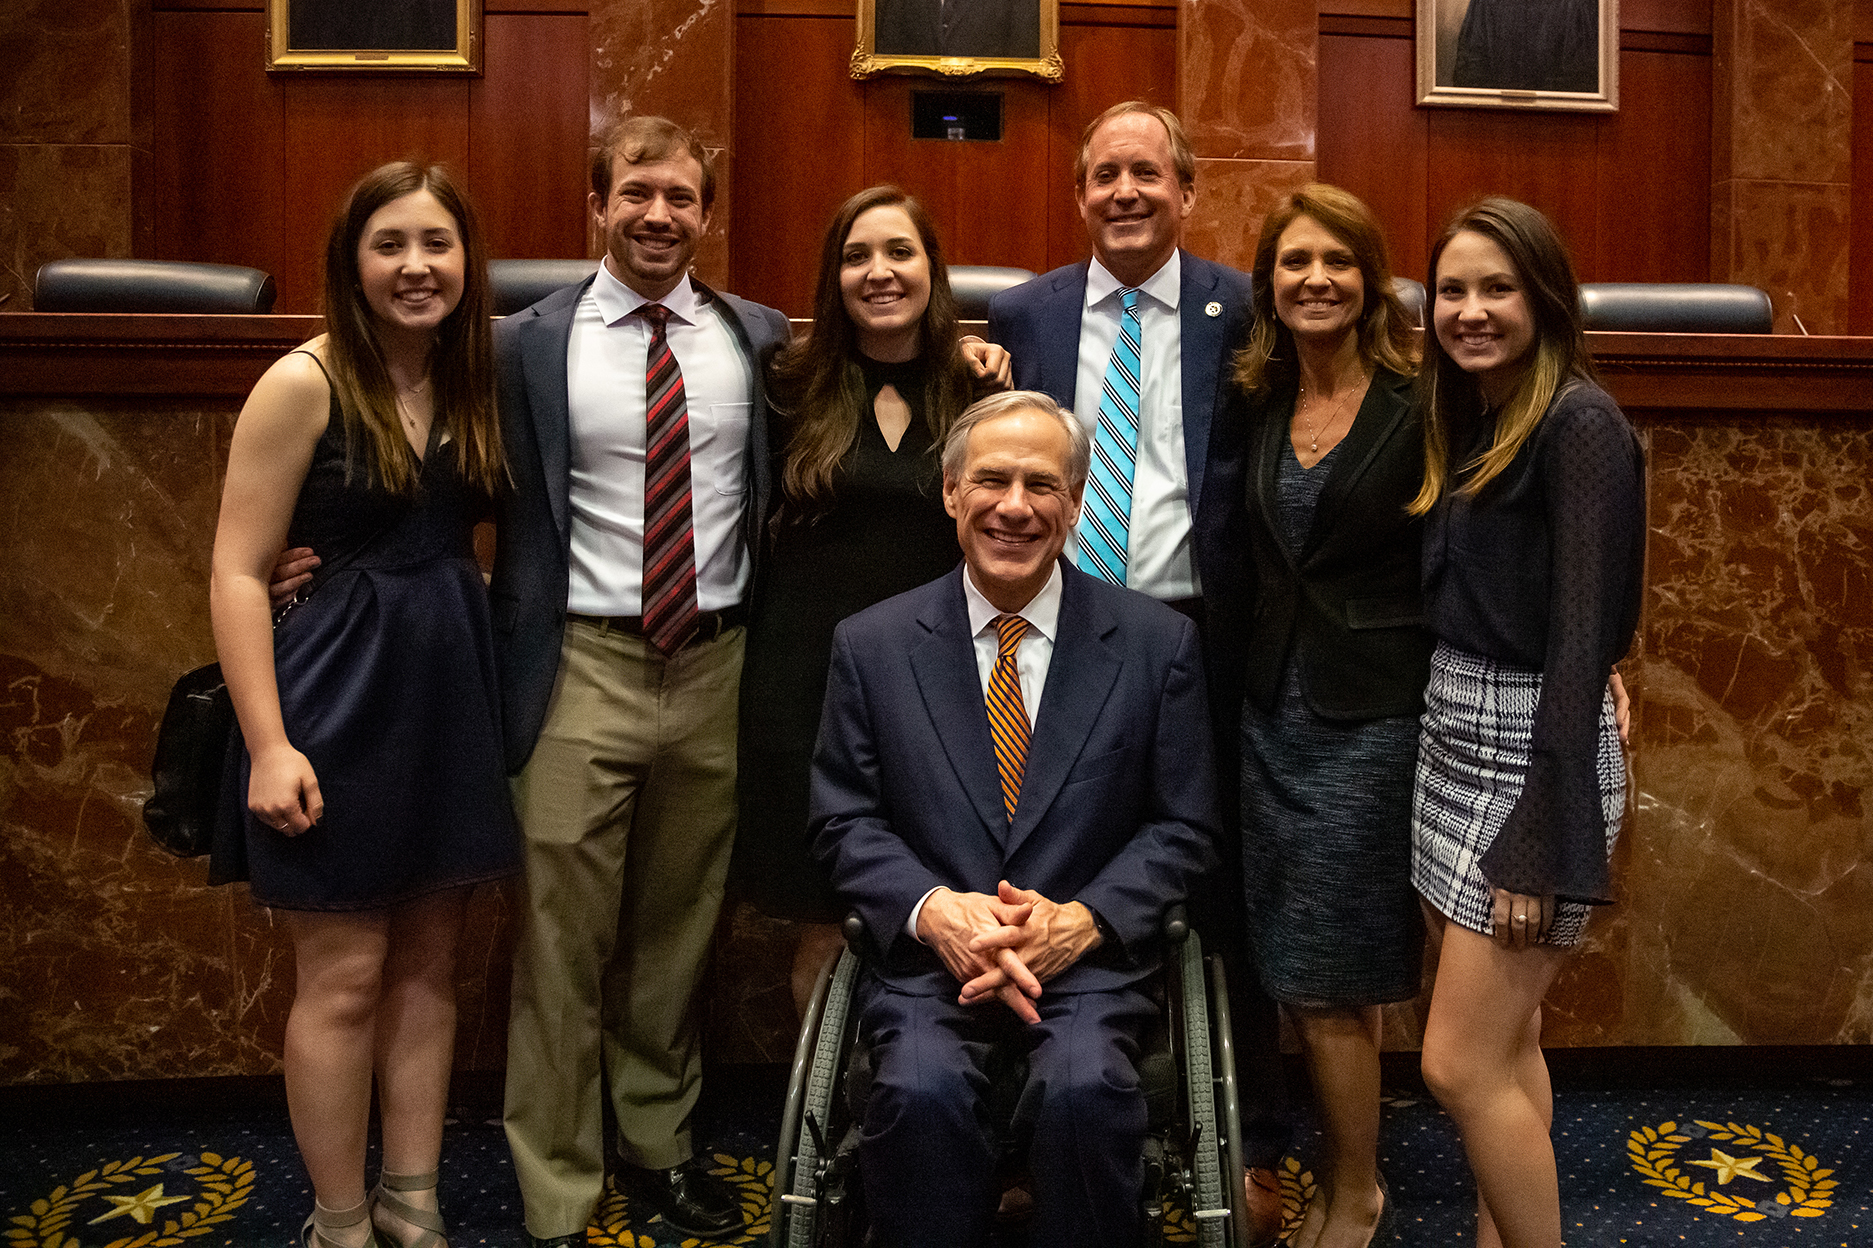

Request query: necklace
[{"left": 1296, "top": 382, "right": 1357, "bottom": 454}]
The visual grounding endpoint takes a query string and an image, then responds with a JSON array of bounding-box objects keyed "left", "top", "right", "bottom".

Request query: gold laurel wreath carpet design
[{"left": 3, "top": 1072, "right": 1866, "bottom": 1246}]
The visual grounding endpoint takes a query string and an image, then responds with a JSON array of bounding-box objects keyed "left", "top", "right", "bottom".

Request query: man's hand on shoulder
[{"left": 957, "top": 336, "right": 1013, "bottom": 392}]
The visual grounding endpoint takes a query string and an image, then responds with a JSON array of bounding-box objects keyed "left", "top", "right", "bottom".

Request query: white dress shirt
[
  {"left": 1073, "top": 252, "right": 1199, "bottom": 600},
  {"left": 563, "top": 261, "right": 754, "bottom": 615},
  {"left": 907, "top": 563, "right": 1064, "bottom": 938}
]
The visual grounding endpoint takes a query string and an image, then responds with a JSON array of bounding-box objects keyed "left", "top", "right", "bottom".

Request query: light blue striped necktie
[{"left": 1078, "top": 286, "right": 1141, "bottom": 584}]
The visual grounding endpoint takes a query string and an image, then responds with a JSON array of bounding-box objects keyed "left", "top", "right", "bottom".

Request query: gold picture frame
[
  {"left": 266, "top": 0, "right": 483, "bottom": 73},
  {"left": 1417, "top": 0, "right": 1617, "bottom": 113},
  {"left": 852, "top": 0, "right": 1062, "bottom": 82}
]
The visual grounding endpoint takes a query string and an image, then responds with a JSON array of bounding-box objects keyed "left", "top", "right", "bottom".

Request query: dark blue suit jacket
[
  {"left": 488, "top": 274, "right": 792, "bottom": 773},
  {"left": 984, "top": 251, "right": 1254, "bottom": 629},
  {"left": 810, "top": 562, "right": 1220, "bottom": 997}
]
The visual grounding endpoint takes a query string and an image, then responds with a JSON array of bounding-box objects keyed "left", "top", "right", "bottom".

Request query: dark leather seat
[
  {"left": 948, "top": 264, "right": 1037, "bottom": 320},
  {"left": 489, "top": 258, "right": 601, "bottom": 315},
  {"left": 1578, "top": 282, "right": 1773, "bottom": 334},
  {"left": 34, "top": 259, "right": 277, "bottom": 313},
  {"left": 1391, "top": 276, "right": 1426, "bottom": 327}
]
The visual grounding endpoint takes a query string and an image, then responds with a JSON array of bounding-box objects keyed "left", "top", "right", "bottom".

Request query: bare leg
[
  {"left": 1290, "top": 1005, "right": 1386, "bottom": 1248},
  {"left": 789, "top": 922, "right": 846, "bottom": 1020},
  {"left": 1419, "top": 918, "right": 1568, "bottom": 1248},
  {"left": 283, "top": 909, "right": 393, "bottom": 1248},
  {"left": 372, "top": 887, "right": 472, "bottom": 1246}
]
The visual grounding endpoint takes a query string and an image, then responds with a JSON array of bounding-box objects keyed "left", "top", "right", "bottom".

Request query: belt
[{"left": 566, "top": 603, "right": 748, "bottom": 646}]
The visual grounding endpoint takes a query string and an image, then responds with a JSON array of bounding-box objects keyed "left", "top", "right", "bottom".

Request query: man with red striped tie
[
  {"left": 810, "top": 390, "right": 1220, "bottom": 1247},
  {"left": 488, "top": 115, "right": 792, "bottom": 1248}
]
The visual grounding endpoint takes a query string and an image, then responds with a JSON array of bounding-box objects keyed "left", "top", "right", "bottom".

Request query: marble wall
[
  {"left": 0, "top": 0, "right": 145, "bottom": 311},
  {"left": 1710, "top": 0, "right": 1856, "bottom": 332},
  {"left": 2, "top": 379, "right": 1869, "bottom": 1084}
]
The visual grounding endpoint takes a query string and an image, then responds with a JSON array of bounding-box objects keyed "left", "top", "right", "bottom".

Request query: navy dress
[
  {"left": 1240, "top": 432, "right": 1425, "bottom": 1008},
  {"left": 213, "top": 371, "right": 520, "bottom": 909}
]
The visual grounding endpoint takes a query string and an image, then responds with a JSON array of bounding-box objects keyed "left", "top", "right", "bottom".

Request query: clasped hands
[{"left": 916, "top": 880, "right": 1103, "bottom": 1024}]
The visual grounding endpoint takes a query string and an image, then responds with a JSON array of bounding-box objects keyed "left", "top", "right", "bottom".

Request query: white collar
[
  {"left": 591, "top": 258, "right": 704, "bottom": 327},
  {"left": 962, "top": 561, "right": 1063, "bottom": 642},
  {"left": 1085, "top": 250, "right": 1181, "bottom": 313}
]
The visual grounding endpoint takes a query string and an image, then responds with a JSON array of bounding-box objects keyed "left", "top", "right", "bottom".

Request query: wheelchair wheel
[
  {"left": 1205, "top": 953, "right": 1252, "bottom": 1248},
  {"left": 1176, "top": 929, "right": 1232, "bottom": 1247},
  {"left": 770, "top": 947, "right": 860, "bottom": 1248}
]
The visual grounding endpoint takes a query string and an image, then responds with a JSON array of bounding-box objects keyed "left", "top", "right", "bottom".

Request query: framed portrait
[
  {"left": 266, "top": 0, "right": 483, "bottom": 72},
  {"left": 852, "top": 0, "right": 1062, "bottom": 82},
  {"left": 1417, "top": 0, "right": 1617, "bottom": 113}
]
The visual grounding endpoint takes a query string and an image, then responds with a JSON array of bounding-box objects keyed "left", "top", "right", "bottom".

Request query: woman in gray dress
[{"left": 1230, "top": 184, "right": 1424, "bottom": 1248}]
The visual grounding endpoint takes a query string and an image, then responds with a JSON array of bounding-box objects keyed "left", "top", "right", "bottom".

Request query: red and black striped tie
[{"left": 639, "top": 302, "right": 698, "bottom": 654}]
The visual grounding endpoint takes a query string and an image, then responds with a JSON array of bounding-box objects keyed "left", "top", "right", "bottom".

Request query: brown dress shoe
[{"left": 1242, "top": 1166, "right": 1284, "bottom": 1248}]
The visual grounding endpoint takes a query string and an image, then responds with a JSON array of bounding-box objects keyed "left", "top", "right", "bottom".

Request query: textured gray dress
[{"left": 1240, "top": 439, "right": 1425, "bottom": 1008}]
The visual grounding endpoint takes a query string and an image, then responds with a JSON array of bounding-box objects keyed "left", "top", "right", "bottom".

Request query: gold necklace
[{"left": 1296, "top": 382, "right": 1356, "bottom": 454}]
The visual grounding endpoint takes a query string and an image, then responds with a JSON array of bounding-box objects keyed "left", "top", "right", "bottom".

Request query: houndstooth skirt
[{"left": 1410, "top": 643, "right": 1625, "bottom": 946}]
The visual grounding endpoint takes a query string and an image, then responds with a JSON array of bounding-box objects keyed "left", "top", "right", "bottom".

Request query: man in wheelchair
[{"left": 810, "top": 391, "right": 1220, "bottom": 1246}]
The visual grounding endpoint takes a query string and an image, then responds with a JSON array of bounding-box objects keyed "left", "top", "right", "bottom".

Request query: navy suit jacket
[
  {"left": 488, "top": 273, "right": 792, "bottom": 773},
  {"left": 984, "top": 252, "right": 1254, "bottom": 623},
  {"left": 810, "top": 563, "right": 1220, "bottom": 997}
]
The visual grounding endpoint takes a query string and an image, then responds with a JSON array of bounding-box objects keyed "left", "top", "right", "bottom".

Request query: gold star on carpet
[
  {"left": 1686, "top": 1148, "right": 1773, "bottom": 1185},
  {"left": 88, "top": 1182, "right": 192, "bottom": 1225}
]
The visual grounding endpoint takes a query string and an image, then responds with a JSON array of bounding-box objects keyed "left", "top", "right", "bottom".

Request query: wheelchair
[{"left": 769, "top": 909, "right": 1253, "bottom": 1247}]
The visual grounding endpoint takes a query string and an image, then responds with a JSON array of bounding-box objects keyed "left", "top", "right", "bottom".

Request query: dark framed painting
[
  {"left": 853, "top": 0, "right": 1062, "bottom": 82},
  {"left": 267, "top": 0, "right": 483, "bottom": 72},
  {"left": 1418, "top": 0, "right": 1617, "bottom": 113}
]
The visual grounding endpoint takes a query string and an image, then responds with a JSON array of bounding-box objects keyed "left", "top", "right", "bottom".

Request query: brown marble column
[
  {"left": 0, "top": 0, "right": 139, "bottom": 309},
  {"left": 1710, "top": 0, "right": 1854, "bottom": 333},
  {"left": 1177, "top": 0, "right": 1317, "bottom": 271},
  {"left": 587, "top": 0, "right": 736, "bottom": 287}
]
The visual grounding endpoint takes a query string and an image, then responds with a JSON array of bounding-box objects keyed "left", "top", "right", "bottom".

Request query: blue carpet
[{"left": 2, "top": 1061, "right": 1866, "bottom": 1246}]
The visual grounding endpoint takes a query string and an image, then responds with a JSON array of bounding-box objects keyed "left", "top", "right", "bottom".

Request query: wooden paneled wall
[
  {"left": 730, "top": 0, "right": 1178, "bottom": 316},
  {"left": 150, "top": 1, "right": 591, "bottom": 314},
  {"left": 730, "top": 0, "right": 1720, "bottom": 316}
]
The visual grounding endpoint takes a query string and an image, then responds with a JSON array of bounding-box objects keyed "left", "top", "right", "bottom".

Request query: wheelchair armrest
[
  {"left": 843, "top": 910, "right": 868, "bottom": 954},
  {"left": 1162, "top": 904, "right": 1188, "bottom": 946}
]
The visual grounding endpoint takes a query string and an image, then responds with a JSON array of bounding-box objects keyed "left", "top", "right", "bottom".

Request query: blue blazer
[
  {"left": 488, "top": 274, "right": 792, "bottom": 773},
  {"left": 810, "top": 562, "right": 1220, "bottom": 997},
  {"left": 984, "top": 251, "right": 1255, "bottom": 630}
]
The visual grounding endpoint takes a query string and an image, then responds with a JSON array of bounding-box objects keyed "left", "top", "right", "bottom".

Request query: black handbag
[{"left": 142, "top": 661, "right": 234, "bottom": 857}]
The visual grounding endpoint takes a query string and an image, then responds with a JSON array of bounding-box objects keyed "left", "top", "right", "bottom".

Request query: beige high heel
[
  {"left": 302, "top": 1197, "right": 383, "bottom": 1248},
  {"left": 371, "top": 1170, "right": 447, "bottom": 1248}
]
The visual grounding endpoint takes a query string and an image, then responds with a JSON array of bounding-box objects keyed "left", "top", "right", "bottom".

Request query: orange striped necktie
[{"left": 986, "top": 613, "right": 1031, "bottom": 823}]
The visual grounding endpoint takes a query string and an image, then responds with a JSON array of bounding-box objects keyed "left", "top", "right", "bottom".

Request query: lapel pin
[{"left": 1205, "top": 301, "right": 1222, "bottom": 318}]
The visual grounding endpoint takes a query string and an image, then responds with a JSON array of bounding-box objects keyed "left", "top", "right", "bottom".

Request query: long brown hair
[
  {"left": 321, "top": 161, "right": 503, "bottom": 496},
  {"left": 1410, "top": 197, "right": 1598, "bottom": 515},
  {"left": 1233, "top": 183, "right": 1418, "bottom": 398},
  {"left": 768, "top": 186, "right": 970, "bottom": 521}
]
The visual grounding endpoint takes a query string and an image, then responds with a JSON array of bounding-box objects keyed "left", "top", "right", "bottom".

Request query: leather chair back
[
  {"left": 34, "top": 259, "right": 277, "bottom": 313},
  {"left": 490, "top": 258, "right": 602, "bottom": 316},
  {"left": 947, "top": 265, "right": 1037, "bottom": 320},
  {"left": 1578, "top": 282, "right": 1773, "bottom": 334}
]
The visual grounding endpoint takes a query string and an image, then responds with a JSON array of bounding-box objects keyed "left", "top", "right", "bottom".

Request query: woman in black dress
[
  {"left": 1230, "top": 184, "right": 1422, "bottom": 1248},
  {"left": 210, "top": 163, "right": 516, "bottom": 1248},
  {"left": 733, "top": 186, "right": 1007, "bottom": 1013},
  {"left": 1410, "top": 198, "right": 1645, "bottom": 1248}
]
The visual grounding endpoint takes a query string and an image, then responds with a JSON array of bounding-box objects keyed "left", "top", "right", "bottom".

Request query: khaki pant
[{"left": 503, "top": 618, "right": 743, "bottom": 1239}]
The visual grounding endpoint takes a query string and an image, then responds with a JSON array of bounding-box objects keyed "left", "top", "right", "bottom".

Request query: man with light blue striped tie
[{"left": 985, "top": 100, "right": 1285, "bottom": 1247}]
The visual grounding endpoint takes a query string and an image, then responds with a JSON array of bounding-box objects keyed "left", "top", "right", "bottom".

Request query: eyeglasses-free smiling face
[
  {"left": 590, "top": 150, "right": 711, "bottom": 301},
  {"left": 1433, "top": 229, "right": 1537, "bottom": 402},
  {"left": 1271, "top": 213, "right": 1365, "bottom": 346},
  {"left": 356, "top": 188, "right": 465, "bottom": 340},
  {"left": 943, "top": 407, "right": 1085, "bottom": 613},
  {"left": 839, "top": 204, "right": 932, "bottom": 363},
  {"left": 1076, "top": 112, "right": 1194, "bottom": 289}
]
